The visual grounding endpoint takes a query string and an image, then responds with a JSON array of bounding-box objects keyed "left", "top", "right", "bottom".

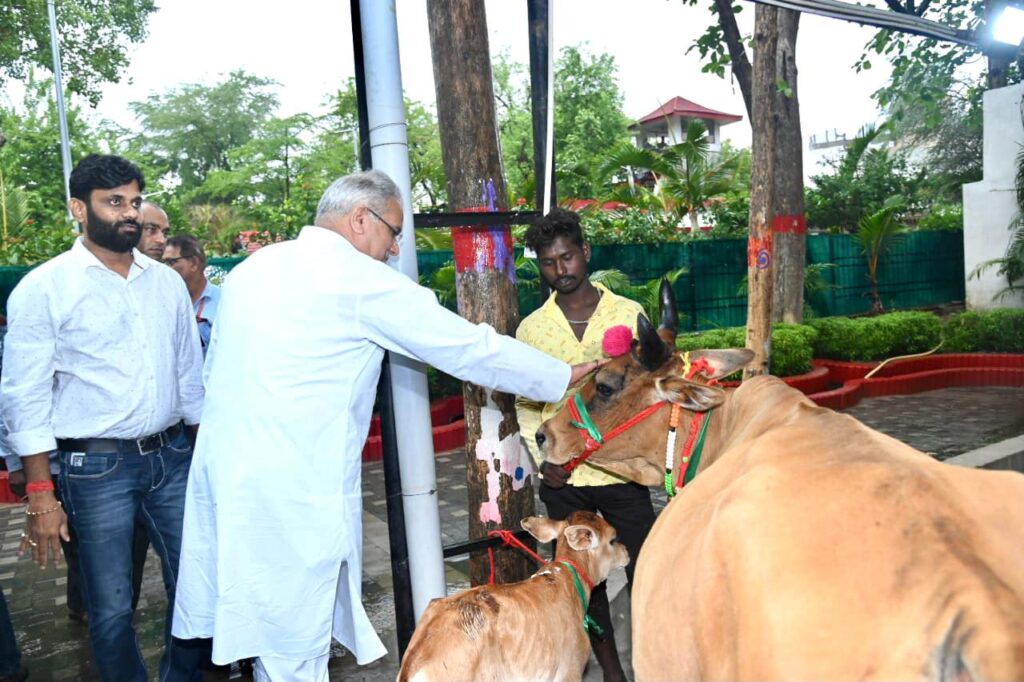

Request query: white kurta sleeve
[{"left": 355, "top": 268, "right": 570, "bottom": 404}]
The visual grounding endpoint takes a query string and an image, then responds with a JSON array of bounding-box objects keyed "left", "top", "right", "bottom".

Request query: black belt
[{"left": 57, "top": 421, "right": 185, "bottom": 456}]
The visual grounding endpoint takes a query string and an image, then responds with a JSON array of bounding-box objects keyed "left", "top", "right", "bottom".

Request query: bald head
[{"left": 138, "top": 201, "right": 170, "bottom": 260}]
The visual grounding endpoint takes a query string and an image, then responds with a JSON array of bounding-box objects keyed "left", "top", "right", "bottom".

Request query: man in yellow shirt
[{"left": 515, "top": 208, "right": 655, "bottom": 682}]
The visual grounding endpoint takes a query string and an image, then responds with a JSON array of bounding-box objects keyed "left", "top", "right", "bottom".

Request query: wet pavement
[{"left": 1, "top": 384, "right": 1022, "bottom": 681}]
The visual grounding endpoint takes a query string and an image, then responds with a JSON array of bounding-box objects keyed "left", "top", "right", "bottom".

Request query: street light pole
[{"left": 46, "top": 0, "right": 74, "bottom": 222}]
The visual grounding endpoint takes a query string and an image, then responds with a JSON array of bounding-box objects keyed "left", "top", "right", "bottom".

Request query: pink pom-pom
[{"left": 602, "top": 325, "right": 634, "bottom": 357}]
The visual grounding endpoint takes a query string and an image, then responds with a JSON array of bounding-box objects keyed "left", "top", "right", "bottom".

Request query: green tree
[
  {"left": 0, "top": 73, "right": 99, "bottom": 226},
  {"left": 596, "top": 120, "right": 744, "bottom": 229},
  {"left": 855, "top": 205, "right": 906, "bottom": 314},
  {"left": 198, "top": 113, "right": 316, "bottom": 206},
  {"left": 128, "top": 70, "right": 279, "bottom": 194},
  {"left": 554, "top": 45, "right": 632, "bottom": 200},
  {"left": 492, "top": 50, "right": 535, "bottom": 204},
  {"left": 806, "top": 125, "right": 925, "bottom": 231},
  {"left": 491, "top": 45, "right": 632, "bottom": 203},
  {"left": 0, "top": 0, "right": 156, "bottom": 106}
]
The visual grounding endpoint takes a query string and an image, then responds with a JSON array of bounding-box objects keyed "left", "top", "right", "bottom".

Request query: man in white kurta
[{"left": 172, "top": 171, "right": 592, "bottom": 679}]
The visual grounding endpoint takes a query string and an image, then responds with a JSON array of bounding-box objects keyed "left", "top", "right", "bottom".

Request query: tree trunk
[
  {"left": 771, "top": 9, "right": 806, "bottom": 324},
  {"left": 745, "top": 4, "right": 778, "bottom": 380},
  {"left": 715, "top": 3, "right": 805, "bottom": 326},
  {"left": 426, "top": 0, "right": 536, "bottom": 586}
]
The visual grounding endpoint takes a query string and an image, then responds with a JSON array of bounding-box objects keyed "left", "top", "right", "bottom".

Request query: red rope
[
  {"left": 487, "top": 529, "right": 545, "bottom": 585},
  {"left": 674, "top": 411, "right": 706, "bottom": 488},
  {"left": 484, "top": 530, "right": 599, "bottom": 591}
]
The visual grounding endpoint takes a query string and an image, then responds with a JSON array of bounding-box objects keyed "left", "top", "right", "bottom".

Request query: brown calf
[{"left": 397, "top": 511, "right": 630, "bottom": 682}]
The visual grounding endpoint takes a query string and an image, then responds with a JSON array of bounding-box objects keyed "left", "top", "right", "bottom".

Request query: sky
[{"left": 80, "top": 0, "right": 894, "bottom": 178}]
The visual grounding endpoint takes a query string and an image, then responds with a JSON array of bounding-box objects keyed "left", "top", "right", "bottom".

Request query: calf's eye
[{"left": 596, "top": 383, "right": 614, "bottom": 398}]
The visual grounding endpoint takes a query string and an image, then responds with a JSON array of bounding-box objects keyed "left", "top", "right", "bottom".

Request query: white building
[{"left": 630, "top": 95, "right": 742, "bottom": 152}]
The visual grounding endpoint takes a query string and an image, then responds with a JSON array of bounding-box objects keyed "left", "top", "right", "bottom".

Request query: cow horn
[
  {"left": 637, "top": 313, "right": 670, "bottom": 370},
  {"left": 658, "top": 278, "right": 678, "bottom": 337}
]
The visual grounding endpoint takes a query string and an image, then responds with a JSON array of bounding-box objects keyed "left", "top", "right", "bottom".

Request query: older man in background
[
  {"left": 138, "top": 201, "right": 170, "bottom": 261},
  {"left": 172, "top": 169, "right": 603, "bottom": 681},
  {"left": 163, "top": 235, "right": 220, "bottom": 355}
]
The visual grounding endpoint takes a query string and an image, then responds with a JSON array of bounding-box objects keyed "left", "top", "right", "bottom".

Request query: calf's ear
[
  {"left": 522, "top": 516, "right": 565, "bottom": 544},
  {"left": 564, "top": 525, "right": 599, "bottom": 551},
  {"left": 656, "top": 377, "right": 726, "bottom": 412}
]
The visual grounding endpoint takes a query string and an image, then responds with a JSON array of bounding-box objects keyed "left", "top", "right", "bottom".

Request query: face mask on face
[{"left": 84, "top": 200, "right": 141, "bottom": 253}]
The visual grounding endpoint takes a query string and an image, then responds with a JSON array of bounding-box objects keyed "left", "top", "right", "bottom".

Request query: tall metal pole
[
  {"left": 527, "top": 0, "right": 553, "bottom": 303},
  {"left": 46, "top": 0, "right": 73, "bottom": 214},
  {"left": 351, "top": 0, "right": 417, "bottom": 658},
  {"left": 527, "top": 0, "right": 554, "bottom": 214},
  {"left": 359, "top": 0, "right": 447, "bottom": 629}
]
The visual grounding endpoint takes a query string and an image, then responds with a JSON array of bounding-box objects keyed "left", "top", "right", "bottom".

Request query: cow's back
[
  {"left": 399, "top": 578, "right": 591, "bottom": 682},
  {"left": 633, "top": 378, "right": 1024, "bottom": 681}
]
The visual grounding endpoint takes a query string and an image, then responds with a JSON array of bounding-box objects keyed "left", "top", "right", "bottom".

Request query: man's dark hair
[
  {"left": 166, "top": 234, "right": 207, "bottom": 268},
  {"left": 68, "top": 154, "right": 145, "bottom": 202},
  {"left": 523, "top": 207, "right": 585, "bottom": 252}
]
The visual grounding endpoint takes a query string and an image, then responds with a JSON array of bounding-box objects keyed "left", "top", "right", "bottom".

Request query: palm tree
[
  {"left": 591, "top": 267, "right": 688, "bottom": 324},
  {"left": 596, "top": 120, "right": 742, "bottom": 229},
  {"left": 854, "top": 205, "right": 905, "bottom": 314}
]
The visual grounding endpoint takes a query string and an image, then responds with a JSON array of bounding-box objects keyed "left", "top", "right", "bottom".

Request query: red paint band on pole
[
  {"left": 451, "top": 206, "right": 515, "bottom": 276},
  {"left": 771, "top": 214, "right": 807, "bottom": 234}
]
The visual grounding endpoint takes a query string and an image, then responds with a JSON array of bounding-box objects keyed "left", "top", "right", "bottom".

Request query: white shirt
[
  {"left": 172, "top": 226, "right": 570, "bottom": 665},
  {"left": 0, "top": 238, "right": 204, "bottom": 456}
]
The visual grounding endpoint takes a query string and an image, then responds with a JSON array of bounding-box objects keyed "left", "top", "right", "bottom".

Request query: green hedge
[
  {"left": 941, "top": 309, "right": 1024, "bottom": 353},
  {"left": 675, "top": 323, "right": 817, "bottom": 377},
  {"left": 809, "top": 312, "right": 942, "bottom": 360}
]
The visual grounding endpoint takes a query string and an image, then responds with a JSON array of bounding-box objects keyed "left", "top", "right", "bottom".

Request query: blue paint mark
[{"left": 514, "top": 466, "right": 524, "bottom": 481}]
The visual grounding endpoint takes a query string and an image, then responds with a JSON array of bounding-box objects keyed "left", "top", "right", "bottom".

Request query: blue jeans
[
  {"left": 58, "top": 432, "right": 210, "bottom": 682},
  {"left": 0, "top": 587, "right": 21, "bottom": 677}
]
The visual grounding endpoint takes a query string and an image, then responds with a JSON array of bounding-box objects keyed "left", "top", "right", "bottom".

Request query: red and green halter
[{"left": 562, "top": 352, "right": 716, "bottom": 497}]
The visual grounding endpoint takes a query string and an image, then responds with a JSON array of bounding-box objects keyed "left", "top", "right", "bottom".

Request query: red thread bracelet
[{"left": 25, "top": 480, "right": 55, "bottom": 495}]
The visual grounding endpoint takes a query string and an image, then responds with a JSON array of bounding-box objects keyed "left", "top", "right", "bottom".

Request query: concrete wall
[{"left": 963, "top": 83, "right": 1024, "bottom": 310}]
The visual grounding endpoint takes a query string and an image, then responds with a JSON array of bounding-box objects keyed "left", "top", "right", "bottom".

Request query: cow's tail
[{"left": 930, "top": 611, "right": 1024, "bottom": 682}]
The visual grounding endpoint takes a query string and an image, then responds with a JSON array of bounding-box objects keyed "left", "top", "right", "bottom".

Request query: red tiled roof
[{"left": 635, "top": 96, "right": 742, "bottom": 125}]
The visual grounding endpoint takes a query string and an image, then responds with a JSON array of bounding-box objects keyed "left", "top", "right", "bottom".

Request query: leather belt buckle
[{"left": 135, "top": 431, "right": 166, "bottom": 456}]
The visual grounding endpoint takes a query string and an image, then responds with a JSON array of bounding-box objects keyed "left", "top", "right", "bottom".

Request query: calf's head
[
  {"left": 522, "top": 511, "right": 630, "bottom": 582},
  {"left": 536, "top": 280, "right": 753, "bottom": 486}
]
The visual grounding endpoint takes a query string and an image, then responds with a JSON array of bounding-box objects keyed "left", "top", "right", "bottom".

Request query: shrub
[
  {"left": 809, "top": 312, "right": 942, "bottom": 360},
  {"left": 941, "top": 309, "right": 1024, "bottom": 353},
  {"left": 914, "top": 204, "right": 962, "bottom": 232},
  {"left": 675, "top": 323, "right": 817, "bottom": 377}
]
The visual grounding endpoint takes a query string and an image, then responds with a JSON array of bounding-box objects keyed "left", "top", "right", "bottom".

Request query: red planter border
[
  {"left": 362, "top": 395, "right": 466, "bottom": 461},
  {"left": 807, "top": 354, "right": 1024, "bottom": 410}
]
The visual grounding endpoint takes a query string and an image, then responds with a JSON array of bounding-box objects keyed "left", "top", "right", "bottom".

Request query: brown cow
[
  {"left": 397, "top": 511, "right": 630, "bottom": 682},
  {"left": 536, "top": 282, "right": 1024, "bottom": 681}
]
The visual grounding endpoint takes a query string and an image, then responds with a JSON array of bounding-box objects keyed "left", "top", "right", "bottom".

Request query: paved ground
[{"left": 1, "top": 385, "right": 1022, "bottom": 681}]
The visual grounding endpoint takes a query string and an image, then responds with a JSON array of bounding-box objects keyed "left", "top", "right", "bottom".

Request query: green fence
[{"left": 0, "top": 232, "right": 966, "bottom": 327}]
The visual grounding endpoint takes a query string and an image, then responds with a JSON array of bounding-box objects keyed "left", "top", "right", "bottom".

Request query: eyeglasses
[
  {"left": 162, "top": 257, "right": 186, "bottom": 266},
  {"left": 366, "top": 207, "right": 402, "bottom": 241}
]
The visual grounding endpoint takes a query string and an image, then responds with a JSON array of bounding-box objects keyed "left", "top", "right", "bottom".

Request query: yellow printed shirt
[{"left": 515, "top": 282, "right": 644, "bottom": 487}]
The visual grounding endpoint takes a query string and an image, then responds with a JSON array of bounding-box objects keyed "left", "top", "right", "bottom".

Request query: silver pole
[
  {"left": 46, "top": 0, "right": 74, "bottom": 218},
  {"left": 359, "top": 0, "right": 447, "bottom": 620}
]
